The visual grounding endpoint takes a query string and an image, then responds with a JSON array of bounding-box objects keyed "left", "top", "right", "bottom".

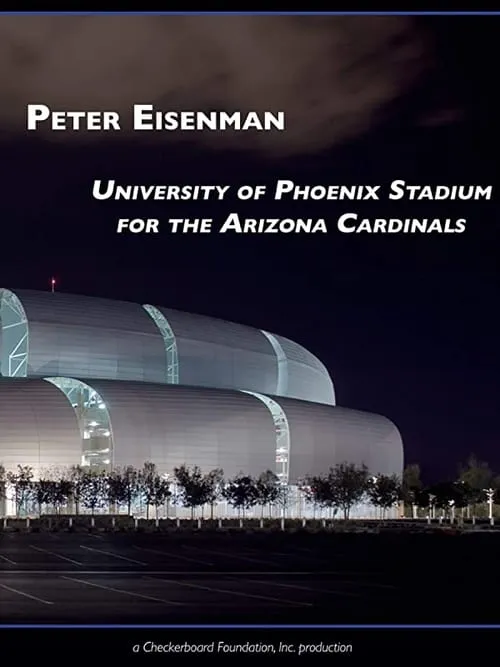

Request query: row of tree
[
  {"left": 0, "top": 454, "right": 498, "bottom": 520},
  {"left": 0, "top": 462, "right": 287, "bottom": 519},
  {"left": 305, "top": 456, "right": 500, "bottom": 520},
  {"left": 400, "top": 455, "right": 500, "bottom": 520}
]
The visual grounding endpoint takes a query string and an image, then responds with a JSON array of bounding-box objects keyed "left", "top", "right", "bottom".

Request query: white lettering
[
  {"left": 27, "top": 104, "right": 120, "bottom": 131},
  {"left": 133, "top": 107, "right": 285, "bottom": 131},
  {"left": 274, "top": 181, "right": 380, "bottom": 200},
  {"left": 168, "top": 219, "right": 212, "bottom": 233},
  {"left": 389, "top": 180, "right": 493, "bottom": 200},
  {"left": 92, "top": 181, "right": 230, "bottom": 201},
  {"left": 219, "top": 213, "right": 327, "bottom": 233},
  {"left": 337, "top": 213, "right": 467, "bottom": 233},
  {"left": 116, "top": 219, "right": 159, "bottom": 233}
]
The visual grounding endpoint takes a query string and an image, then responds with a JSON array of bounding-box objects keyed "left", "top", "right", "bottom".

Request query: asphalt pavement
[{"left": 0, "top": 531, "right": 498, "bottom": 624}]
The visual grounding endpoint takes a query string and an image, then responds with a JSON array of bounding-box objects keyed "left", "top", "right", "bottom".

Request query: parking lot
[
  {"left": 0, "top": 531, "right": 498, "bottom": 624},
  {"left": 0, "top": 531, "right": 399, "bottom": 624}
]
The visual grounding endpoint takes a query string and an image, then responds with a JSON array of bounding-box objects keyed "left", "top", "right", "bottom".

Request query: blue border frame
[{"left": 1, "top": 624, "right": 500, "bottom": 629}]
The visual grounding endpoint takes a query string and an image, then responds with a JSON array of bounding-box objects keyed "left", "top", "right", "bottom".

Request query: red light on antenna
[{"left": 51, "top": 278, "right": 55, "bottom": 285}]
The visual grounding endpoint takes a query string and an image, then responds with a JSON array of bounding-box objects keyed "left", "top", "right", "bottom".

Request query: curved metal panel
[
  {"left": 271, "top": 396, "right": 403, "bottom": 483},
  {"left": 1, "top": 289, "right": 336, "bottom": 405},
  {"left": 260, "top": 331, "right": 288, "bottom": 395},
  {"left": 150, "top": 306, "right": 279, "bottom": 394},
  {"left": 84, "top": 380, "right": 276, "bottom": 478},
  {"left": 5, "top": 289, "right": 166, "bottom": 383},
  {"left": 0, "top": 378, "right": 81, "bottom": 477},
  {"left": 270, "top": 334, "right": 336, "bottom": 406}
]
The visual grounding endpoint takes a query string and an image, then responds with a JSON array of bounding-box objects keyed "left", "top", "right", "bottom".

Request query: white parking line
[
  {"left": 0, "top": 554, "right": 17, "bottom": 565},
  {"left": 0, "top": 583, "right": 53, "bottom": 605},
  {"left": 286, "top": 546, "right": 347, "bottom": 561},
  {"left": 339, "top": 579, "right": 397, "bottom": 590},
  {"left": 146, "top": 576, "right": 313, "bottom": 607},
  {"left": 249, "top": 548, "right": 330, "bottom": 562},
  {"left": 30, "top": 545, "right": 83, "bottom": 566},
  {"left": 249, "top": 550, "right": 298, "bottom": 557},
  {"left": 184, "top": 545, "right": 276, "bottom": 566},
  {"left": 61, "top": 576, "right": 184, "bottom": 605},
  {"left": 133, "top": 546, "right": 213, "bottom": 566},
  {"left": 79, "top": 545, "right": 146, "bottom": 565},
  {"left": 250, "top": 579, "right": 364, "bottom": 598}
]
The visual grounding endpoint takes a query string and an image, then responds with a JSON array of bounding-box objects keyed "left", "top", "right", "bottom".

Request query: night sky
[{"left": 0, "top": 17, "right": 498, "bottom": 482}]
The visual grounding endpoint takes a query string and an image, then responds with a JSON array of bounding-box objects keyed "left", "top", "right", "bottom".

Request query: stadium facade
[{"left": 0, "top": 287, "right": 403, "bottom": 518}]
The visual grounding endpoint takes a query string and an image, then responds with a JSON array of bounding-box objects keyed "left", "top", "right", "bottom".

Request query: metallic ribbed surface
[
  {"left": 0, "top": 378, "right": 81, "bottom": 477},
  {"left": 0, "top": 290, "right": 402, "bottom": 491},
  {"left": 1, "top": 289, "right": 337, "bottom": 407},
  {"left": 86, "top": 380, "right": 276, "bottom": 478},
  {"left": 153, "top": 306, "right": 279, "bottom": 394},
  {"left": 9, "top": 289, "right": 166, "bottom": 382},
  {"left": 271, "top": 334, "right": 336, "bottom": 405},
  {"left": 272, "top": 396, "right": 403, "bottom": 483}
]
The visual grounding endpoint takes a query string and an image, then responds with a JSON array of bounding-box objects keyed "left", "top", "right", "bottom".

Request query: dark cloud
[{"left": 0, "top": 15, "right": 428, "bottom": 154}]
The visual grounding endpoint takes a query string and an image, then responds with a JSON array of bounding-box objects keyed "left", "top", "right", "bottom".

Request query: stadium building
[{"left": 0, "top": 287, "right": 403, "bottom": 518}]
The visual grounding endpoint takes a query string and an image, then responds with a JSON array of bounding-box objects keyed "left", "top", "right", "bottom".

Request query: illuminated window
[
  {"left": 0, "top": 289, "right": 28, "bottom": 377},
  {"left": 45, "top": 377, "right": 113, "bottom": 471},
  {"left": 242, "top": 390, "right": 290, "bottom": 485},
  {"left": 143, "top": 304, "right": 179, "bottom": 384}
]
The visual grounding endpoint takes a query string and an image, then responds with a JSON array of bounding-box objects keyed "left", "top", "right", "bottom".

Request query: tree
[
  {"left": 38, "top": 468, "right": 72, "bottom": 514},
  {"left": 256, "top": 470, "right": 282, "bottom": 517},
  {"left": 492, "top": 476, "right": 500, "bottom": 505},
  {"left": 69, "top": 465, "right": 87, "bottom": 515},
  {"left": 106, "top": 470, "right": 124, "bottom": 512},
  {"left": 402, "top": 464, "right": 423, "bottom": 518},
  {"left": 6, "top": 465, "right": 34, "bottom": 517},
  {"left": 273, "top": 484, "right": 291, "bottom": 518},
  {"left": 32, "top": 479, "right": 54, "bottom": 517},
  {"left": 328, "top": 462, "right": 370, "bottom": 521},
  {"left": 146, "top": 474, "right": 171, "bottom": 521},
  {"left": 458, "top": 454, "right": 493, "bottom": 519},
  {"left": 52, "top": 479, "right": 72, "bottom": 514},
  {"left": 426, "top": 481, "right": 468, "bottom": 521},
  {"left": 107, "top": 466, "right": 141, "bottom": 515},
  {"left": 122, "top": 466, "right": 141, "bottom": 515},
  {"left": 140, "top": 462, "right": 158, "bottom": 520},
  {"left": 139, "top": 462, "right": 172, "bottom": 520},
  {"left": 203, "top": 468, "right": 224, "bottom": 520},
  {"left": 0, "top": 464, "right": 5, "bottom": 516},
  {"left": 223, "top": 474, "right": 259, "bottom": 518},
  {"left": 174, "top": 464, "right": 211, "bottom": 519},
  {"left": 367, "top": 474, "right": 401, "bottom": 518},
  {"left": 80, "top": 470, "right": 108, "bottom": 515},
  {"left": 303, "top": 475, "right": 335, "bottom": 518},
  {"left": 414, "top": 487, "right": 433, "bottom": 515}
]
